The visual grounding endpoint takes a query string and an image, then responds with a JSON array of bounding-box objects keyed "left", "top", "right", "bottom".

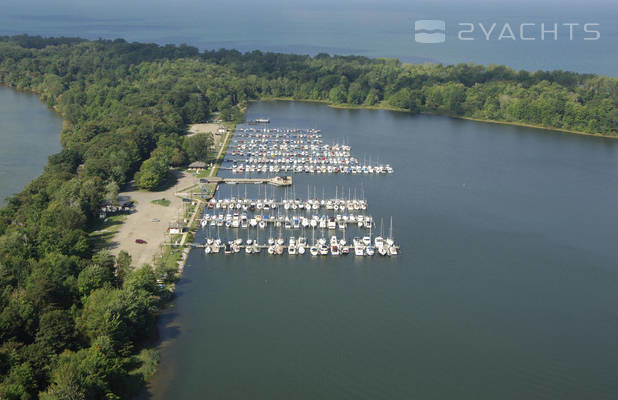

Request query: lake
[
  {"left": 1, "top": 0, "right": 616, "bottom": 76},
  {"left": 149, "top": 101, "right": 618, "bottom": 400},
  {"left": 0, "top": 87, "right": 62, "bottom": 204}
]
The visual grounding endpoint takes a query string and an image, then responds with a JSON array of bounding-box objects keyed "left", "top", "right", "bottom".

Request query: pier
[
  {"left": 186, "top": 242, "right": 400, "bottom": 256},
  {"left": 200, "top": 176, "right": 292, "bottom": 186}
]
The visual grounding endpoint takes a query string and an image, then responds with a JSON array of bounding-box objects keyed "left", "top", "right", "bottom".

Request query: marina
[
  {"left": 153, "top": 100, "right": 618, "bottom": 400},
  {"left": 227, "top": 127, "right": 394, "bottom": 175},
  {"left": 198, "top": 120, "right": 400, "bottom": 257},
  {"left": 198, "top": 191, "right": 399, "bottom": 256}
]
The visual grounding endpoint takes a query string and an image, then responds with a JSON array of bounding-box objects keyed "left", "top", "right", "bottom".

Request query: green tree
[
  {"left": 182, "top": 134, "right": 213, "bottom": 163},
  {"left": 115, "top": 251, "right": 132, "bottom": 288},
  {"left": 123, "top": 265, "right": 157, "bottom": 295},
  {"left": 35, "top": 310, "right": 76, "bottom": 354},
  {"left": 77, "top": 265, "right": 114, "bottom": 299},
  {"left": 328, "top": 85, "right": 347, "bottom": 104},
  {"left": 104, "top": 181, "right": 119, "bottom": 206},
  {"left": 135, "top": 157, "right": 168, "bottom": 191}
]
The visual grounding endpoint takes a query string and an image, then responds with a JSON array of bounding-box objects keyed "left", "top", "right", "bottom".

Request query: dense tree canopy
[
  {"left": 0, "top": 35, "right": 615, "bottom": 398},
  {"left": 183, "top": 134, "right": 213, "bottom": 163}
]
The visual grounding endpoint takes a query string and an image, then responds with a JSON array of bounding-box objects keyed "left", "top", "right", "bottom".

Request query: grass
[
  {"left": 200, "top": 183, "right": 218, "bottom": 198},
  {"left": 156, "top": 245, "right": 184, "bottom": 275},
  {"left": 177, "top": 183, "right": 199, "bottom": 194},
  {"left": 208, "top": 126, "right": 234, "bottom": 177},
  {"left": 194, "top": 168, "right": 211, "bottom": 178},
  {"left": 151, "top": 198, "right": 171, "bottom": 207}
]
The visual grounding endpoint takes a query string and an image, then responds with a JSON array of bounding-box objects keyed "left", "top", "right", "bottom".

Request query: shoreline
[
  {"left": 455, "top": 116, "right": 617, "bottom": 139},
  {"left": 254, "top": 97, "right": 617, "bottom": 139},
  {"left": 160, "top": 125, "right": 233, "bottom": 275}
]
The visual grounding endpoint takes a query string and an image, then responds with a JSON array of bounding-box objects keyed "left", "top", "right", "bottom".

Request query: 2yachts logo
[
  {"left": 414, "top": 20, "right": 446, "bottom": 43},
  {"left": 414, "top": 20, "right": 600, "bottom": 43}
]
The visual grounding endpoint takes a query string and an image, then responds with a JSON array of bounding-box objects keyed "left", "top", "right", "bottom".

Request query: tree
[
  {"left": 364, "top": 88, "right": 380, "bottom": 106},
  {"left": 347, "top": 82, "right": 365, "bottom": 105},
  {"left": 115, "top": 251, "right": 132, "bottom": 288},
  {"left": 77, "top": 264, "right": 114, "bottom": 299},
  {"left": 0, "top": 362, "right": 37, "bottom": 400},
  {"left": 40, "top": 336, "right": 128, "bottom": 400},
  {"left": 135, "top": 156, "right": 168, "bottom": 191},
  {"left": 35, "top": 309, "right": 76, "bottom": 354},
  {"left": 78, "top": 287, "right": 156, "bottom": 348},
  {"left": 169, "top": 148, "right": 188, "bottom": 167},
  {"left": 328, "top": 85, "right": 347, "bottom": 104},
  {"left": 123, "top": 265, "right": 157, "bottom": 295},
  {"left": 182, "top": 134, "right": 212, "bottom": 163},
  {"left": 0, "top": 290, "right": 37, "bottom": 343},
  {"left": 104, "top": 181, "right": 119, "bottom": 206}
]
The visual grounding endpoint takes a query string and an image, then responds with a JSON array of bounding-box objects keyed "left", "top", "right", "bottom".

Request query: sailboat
[
  {"left": 288, "top": 236, "right": 297, "bottom": 255},
  {"left": 376, "top": 218, "right": 387, "bottom": 256},
  {"left": 268, "top": 225, "right": 275, "bottom": 245},
  {"left": 388, "top": 216, "right": 398, "bottom": 255},
  {"left": 253, "top": 228, "right": 261, "bottom": 253},
  {"left": 298, "top": 230, "right": 307, "bottom": 255},
  {"left": 310, "top": 226, "right": 319, "bottom": 256}
]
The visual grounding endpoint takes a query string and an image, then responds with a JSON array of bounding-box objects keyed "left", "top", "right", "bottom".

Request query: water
[
  {"left": 0, "top": 87, "right": 62, "bottom": 204},
  {"left": 150, "top": 101, "right": 618, "bottom": 400},
  {"left": 1, "top": 0, "right": 616, "bottom": 76}
]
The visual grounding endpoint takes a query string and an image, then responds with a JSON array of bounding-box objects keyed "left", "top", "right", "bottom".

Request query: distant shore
[{"left": 255, "top": 97, "right": 617, "bottom": 139}]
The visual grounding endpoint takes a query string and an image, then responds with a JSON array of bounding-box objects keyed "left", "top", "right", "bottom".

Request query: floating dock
[{"left": 200, "top": 176, "right": 292, "bottom": 186}]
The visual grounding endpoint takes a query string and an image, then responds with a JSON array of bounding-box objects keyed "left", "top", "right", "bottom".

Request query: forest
[{"left": 0, "top": 35, "right": 616, "bottom": 399}]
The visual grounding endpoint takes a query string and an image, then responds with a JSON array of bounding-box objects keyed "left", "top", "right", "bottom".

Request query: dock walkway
[{"left": 200, "top": 176, "right": 292, "bottom": 186}]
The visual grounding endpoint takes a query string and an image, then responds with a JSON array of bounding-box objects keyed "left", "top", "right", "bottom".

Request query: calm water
[
  {"left": 150, "top": 101, "right": 618, "bottom": 400},
  {"left": 1, "top": 0, "right": 616, "bottom": 76},
  {"left": 0, "top": 87, "right": 62, "bottom": 204}
]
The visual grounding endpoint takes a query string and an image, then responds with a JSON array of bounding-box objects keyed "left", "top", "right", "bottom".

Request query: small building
[{"left": 168, "top": 221, "right": 184, "bottom": 235}]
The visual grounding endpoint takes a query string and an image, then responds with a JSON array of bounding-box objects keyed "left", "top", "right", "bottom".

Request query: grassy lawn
[
  {"left": 156, "top": 245, "right": 184, "bottom": 274},
  {"left": 200, "top": 183, "right": 218, "bottom": 197},
  {"left": 195, "top": 168, "right": 214, "bottom": 178},
  {"left": 177, "top": 182, "right": 217, "bottom": 198},
  {"left": 151, "top": 198, "right": 171, "bottom": 207}
]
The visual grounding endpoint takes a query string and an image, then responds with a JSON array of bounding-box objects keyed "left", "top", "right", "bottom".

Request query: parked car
[
  {"left": 135, "top": 239, "right": 147, "bottom": 244},
  {"left": 152, "top": 218, "right": 160, "bottom": 222}
]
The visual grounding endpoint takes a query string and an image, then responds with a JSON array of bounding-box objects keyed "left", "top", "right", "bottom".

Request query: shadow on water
[
  {"left": 138, "top": 306, "right": 184, "bottom": 399},
  {"left": 157, "top": 311, "right": 182, "bottom": 341}
]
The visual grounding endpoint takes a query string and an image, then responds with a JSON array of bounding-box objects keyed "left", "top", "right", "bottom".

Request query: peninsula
[{"left": 0, "top": 35, "right": 616, "bottom": 399}]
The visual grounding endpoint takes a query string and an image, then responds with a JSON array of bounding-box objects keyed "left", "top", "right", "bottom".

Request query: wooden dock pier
[{"left": 200, "top": 176, "right": 292, "bottom": 186}]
